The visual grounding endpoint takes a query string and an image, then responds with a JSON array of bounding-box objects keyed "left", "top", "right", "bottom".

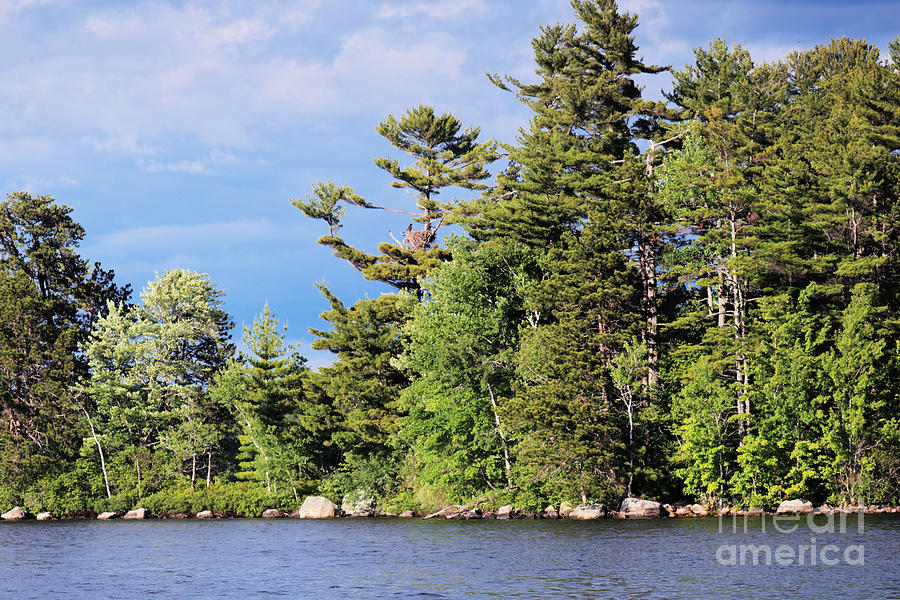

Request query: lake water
[{"left": 2, "top": 515, "right": 898, "bottom": 599}]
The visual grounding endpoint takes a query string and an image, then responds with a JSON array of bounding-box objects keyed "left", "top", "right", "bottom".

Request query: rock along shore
[{"left": 3, "top": 497, "right": 898, "bottom": 522}]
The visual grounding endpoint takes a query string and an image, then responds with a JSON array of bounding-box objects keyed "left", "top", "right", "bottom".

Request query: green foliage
[
  {"left": 3, "top": 4, "right": 900, "bottom": 516},
  {"left": 214, "top": 303, "right": 316, "bottom": 502},
  {"left": 672, "top": 358, "right": 736, "bottom": 505},
  {"left": 82, "top": 269, "right": 234, "bottom": 499},
  {"left": 140, "top": 481, "right": 296, "bottom": 516},
  {"left": 398, "top": 240, "right": 535, "bottom": 498},
  {"left": 297, "top": 105, "right": 498, "bottom": 292},
  {"left": 0, "top": 192, "right": 129, "bottom": 507}
]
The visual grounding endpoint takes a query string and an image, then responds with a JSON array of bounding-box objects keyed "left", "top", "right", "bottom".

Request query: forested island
[{"left": 1, "top": 0, "right": 898, "bottom": 520}]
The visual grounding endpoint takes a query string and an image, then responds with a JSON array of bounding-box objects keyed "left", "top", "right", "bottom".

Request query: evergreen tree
[
  {"left": 0, "top": 192, "right": 129, "bottom": 508},
  {"left": 294, "top": 105, "right": 498, "bottom": 291},
  {"left": 229, "top": 303, "right": 312, "bottom": 501},
  {"left": 307, "top": 286, "right": 412, "bottom": 502}
]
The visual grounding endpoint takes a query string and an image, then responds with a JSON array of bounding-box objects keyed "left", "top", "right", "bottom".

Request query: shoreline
[{"left": 3, "top": 501, "right": 898, "bottom": 522}]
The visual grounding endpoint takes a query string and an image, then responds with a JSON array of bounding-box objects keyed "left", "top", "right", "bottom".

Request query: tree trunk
[
  {"left": 638, "top": 237, "right": 659, "bottom": 388},
  {"left": 191, "top": 453, "right": 197, "bottom": 490},
  {"left": 206, "top": 451, "right": 212, "bottom": 488},
  {"left": 82, "top": 406, "right": 112, "bottom": 499},
  {"left": 487, "top": 382, "right": 513, "bottom": 488},
  {"left": 626, "top": 395, "right": 634, "bottom": 498}
]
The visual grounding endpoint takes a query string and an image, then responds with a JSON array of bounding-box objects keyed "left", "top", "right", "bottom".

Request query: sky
[{"left": 1, "top": 0, "right": 897, "bottom": 367}]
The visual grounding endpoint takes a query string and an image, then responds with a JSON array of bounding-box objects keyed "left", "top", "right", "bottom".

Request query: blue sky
[{"left": 2, "top": 0, "right": 897, "bottom": 367}]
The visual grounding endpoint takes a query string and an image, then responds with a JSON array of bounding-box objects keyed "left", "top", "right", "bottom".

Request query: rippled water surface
[{"left": 2, "top": 515, "right": 898, "bottom": 599}]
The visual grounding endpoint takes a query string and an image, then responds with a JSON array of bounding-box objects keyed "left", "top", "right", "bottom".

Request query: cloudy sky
[{"left": 2, "top": 0, "right": 897, "bottom": 366}]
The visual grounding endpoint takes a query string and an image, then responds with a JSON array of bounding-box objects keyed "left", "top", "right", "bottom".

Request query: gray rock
[
  {"left": 568, "top": 503, "right": 606, "bottom": 519},
  {"left": 686, "top": 503, "right": 708, "bottom": 516},
  {"left": 1, "top": 507, "right": 28, "bottom": 521},
  {"left": 461, "top": 508, "right": 483, "bottom": 520},
  {"left": 496, "top": 505, "right": 515, "bottom": 520},
  {"left": 123, "top": 508, "right": 149, "bottom": 520},
  {"left": 775, "top": 499, "right": 813, "bottom": 515},
  {"left": 675, "top": 505, "right": 693, "bottom": 517},
  {"left": 619, "top": 498, "right": 663, "bottom": 519},
  {"left": 97, "top": 511, "right": 118, "bottom": 520},
  {"left": 398, "top": 510, "right": 416, "bottom": 518},
  {"left": 297, "top": 496, "right": 339, "bottom": 519},
  {"left": 341, "top": 489, "right": 375, "bottom": 515},
  {"left": 558, "top": 501, "right": 574, "bottom": 518},
  {"left": 196, "top": 510, "right": 214, "bottom": 519},
  {"left": 349, "top": 510, "right": 374, "bottom": 518},
  {"left": 36, "top": 512, "right": 52, "bottom": 521},
  {"left": 543, "top": 505, "right": 559, "bottom": 519},
  {"left": 261, "top": 509, "right": 285, "bottom": 518},
  {"left": 662, "top": 504, "right": 675, "bottom": 517}
]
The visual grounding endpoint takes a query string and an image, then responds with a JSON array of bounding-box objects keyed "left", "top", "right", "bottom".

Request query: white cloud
[
  {"left": 0, "top": 0, "right": 479, "bottom": 173},
  {"left": 3, "top": 173, "right": 79, "bottom": 193},
  {"left": 0, "top": 0, "right": 61, "bottom": 18},
  {"left": 94, "top": 219, "right": 289, "bottom": 251},
  {"left": 376, "top": 0, "right": 486, "bottom": 21},
  {"left": 138, "top": 148, "right": 239, "bottom": 175}
]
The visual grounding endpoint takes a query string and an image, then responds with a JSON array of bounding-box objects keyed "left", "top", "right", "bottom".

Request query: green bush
[{"left": 139, "top": 481, "right": 296, "bottom": 516}]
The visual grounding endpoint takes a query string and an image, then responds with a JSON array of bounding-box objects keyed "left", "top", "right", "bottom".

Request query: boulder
[
  {"left": 261, "top": 509, "right": 285, "bottom": 518},
  {"left": 36, "top": 512, "right": 52, "bottom": 521},
  {"left": 1, "top": 507, "right": 28, "bottom": 521},
  {"left": 196, "top": 510, "right": 215, "bottom": 519},
  {"left": 745, "top": 507, "right": 764, "bottom": 516},
  {"left": 775, "top": 499, "right": 813, "bottom": 516},
  {"left": 296, "top": 496, "right": 340, "bottom": 519},
  {"left": 675, "top": 505, "right": 693, "bottom": 517},
  {"left": 662, "top": 504, "right": 675, "bottom": 517},
  {"left": 349, "top": 510, "right": 374, "bottom": 518},
  {"left": 97, "top": 511, "right": 118, "bottom": 520},
  {"left": 619, "top": 498, "right": 663, "bottom": 519},
  {"left": 568, "top": 503, "right": 607, "bottom": 519},
  {"left": 543, "top": 505, "right": 559, "bottom": 519},
  {"left": 461, "top": 508, "right": 483, "bottom": 520},
  {"left": 398, "top": 510, "right": 416, "bottom": 518},
  {"left": 558, "top": 501, "right": 574, "bottom": 518},
  {"left": 496, "top": 505, "right": 516, "bottom": 520},
  {"left": 690, "top": 503, "right": 708, "bottom": 517},
  {"left": 341, "top": 490, "right": 375, "bottom": 515},
  {"left": 423, "top": 505, "right": 465, "bottom": 519},
  {"left": 123, "top": 508, "right": 150, "bottom": 520}
]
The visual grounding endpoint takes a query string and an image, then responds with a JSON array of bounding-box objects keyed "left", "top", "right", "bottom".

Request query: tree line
[{"left": 1, "top": 0, "right": 897, "bottom": 515}]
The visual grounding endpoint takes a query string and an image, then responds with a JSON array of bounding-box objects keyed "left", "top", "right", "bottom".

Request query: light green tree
[{"left": 84, "top": 269, "right": 233, "bottom": 496}]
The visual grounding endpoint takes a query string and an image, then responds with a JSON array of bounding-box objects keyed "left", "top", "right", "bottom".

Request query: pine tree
[
  {"left": 221, "top": 304, "right": 313, "bottom": 501},
  {"left": 294, "top": 105, "right": 498, "bottom": 291},
  {"left": 0, "top": 192, "right": 129, "bottom": 507},
  {"left": 306, "top": 285, "right": 412, "bottom": 501}
]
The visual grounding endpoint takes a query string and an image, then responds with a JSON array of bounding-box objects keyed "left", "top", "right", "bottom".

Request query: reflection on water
[{"left": 1, "top": 515, "right": 898, "bottom": 599}]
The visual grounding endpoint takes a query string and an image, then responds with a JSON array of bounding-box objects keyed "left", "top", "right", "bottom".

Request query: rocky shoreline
[{"left": 3, "top": 497, "right": 898, "bottom": 522}]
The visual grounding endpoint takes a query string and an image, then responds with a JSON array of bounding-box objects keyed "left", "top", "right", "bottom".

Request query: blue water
[{"left": 2, "top": 515, "right": 898, "bottom": 599}]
